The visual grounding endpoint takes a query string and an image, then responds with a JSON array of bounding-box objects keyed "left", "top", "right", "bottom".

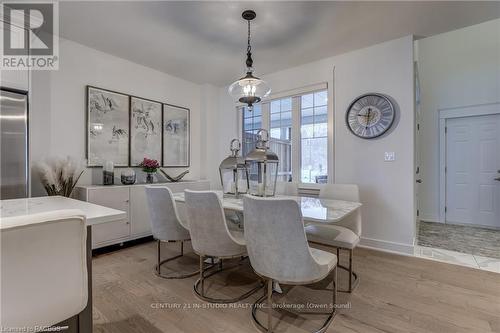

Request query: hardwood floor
[{"left": 92, "top": 241, "right": 500, "bottom": 333}]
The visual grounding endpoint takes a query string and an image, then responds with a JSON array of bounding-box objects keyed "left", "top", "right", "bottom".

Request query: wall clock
[{"left": 346, "top": 93, "right": 395, "bottom": 139}]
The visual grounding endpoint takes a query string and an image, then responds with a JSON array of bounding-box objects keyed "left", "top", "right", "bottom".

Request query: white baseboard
[
  {"left": 419, "top": 216, "right": 442, "bottom": 223},
  {"left": 359, "top": 237, "right": 414, "bottom": 255}
]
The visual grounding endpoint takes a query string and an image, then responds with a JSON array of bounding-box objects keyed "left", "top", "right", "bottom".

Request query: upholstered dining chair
[
  {"left": 275, "top": 181, "right": 299, "bottom": 196},
  {"left": 184, "top": 190, "right": 263, "bottom": 303},
  {"left": 305, "top": 184, "right": 361, "bottom": 293},
  {"left": 243, "top": 196, "right": 338, "bottom": 333},
  {"left": 1, "top": 210, "right": 88, "bottom": 328},
  {"left": 145, "top": 186, "right": 198, "bottom": 279}
]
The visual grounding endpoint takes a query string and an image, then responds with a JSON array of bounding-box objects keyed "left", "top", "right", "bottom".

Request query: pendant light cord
[
  {"left": 247, "top": 20, "right": 251, "bottom": 54},
  {"left": 245, "top": 19, "right": 253, "bottom": 70}
]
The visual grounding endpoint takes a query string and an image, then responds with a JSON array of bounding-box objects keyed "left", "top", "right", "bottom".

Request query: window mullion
[
  {"left": 261, "top": 102, "right": 270, "bottom": 131},
  {"left": 291, "top": 96, "right": 301, "bottom": 183}
]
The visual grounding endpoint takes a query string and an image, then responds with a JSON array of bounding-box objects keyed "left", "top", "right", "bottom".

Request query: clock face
[{"left": 346, "top": 94, "right": 395, "bottom": 139}]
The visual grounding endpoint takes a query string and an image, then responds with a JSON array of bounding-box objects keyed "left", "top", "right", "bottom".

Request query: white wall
[
  {"left": 212, "top": 36, "right": 416, "bottom": 253},
  {"left": 416, "top": 19, "right": 500, "bottom": 222},
  {"left": 30, "top": 38, "right": 204, "bottom": 195}
]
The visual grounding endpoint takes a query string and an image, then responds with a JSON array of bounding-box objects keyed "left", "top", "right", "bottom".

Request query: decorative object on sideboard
[
  {"left": 219, "top": 139, "right": 249, "bottom": 198},
  {"left": 140, "top": 157, "right": 160, "bottom": 184},
  {"left": 33, "top": 156, "right": 84, "bottom": 197},
  {"left": 130, "top": 97, "right": 162, "bottom": 166},
  {"left": 163, "top": 104, "right": 190, "bottom": 167},
  {"left": 228, "top": 10, "right": 271, "bottom": 111},
  {"left": 245, "top": 129, "right": 279, "bottom": 197},
  {"left": 120, "top": 169, "right": 136, "bottom": 185},
  {"left": 87, "top": 86, "right": 129, "bottom": 166},
  {"left": 159, "top": 169, "right": 189, "bottom": 182},
  {"left": 346, "top": 93, "right": 396, "bottom": 139},
  {"left": 103, "top": 161, "right": 114, "bottom": 185}
]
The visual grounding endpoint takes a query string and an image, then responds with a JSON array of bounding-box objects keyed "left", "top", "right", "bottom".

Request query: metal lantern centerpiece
[
  {"left": 219, "top": 139, "right": 249, "bottom": 198},
  {"left": 245, "top": 129, "right": 279, "bottom": 197}
]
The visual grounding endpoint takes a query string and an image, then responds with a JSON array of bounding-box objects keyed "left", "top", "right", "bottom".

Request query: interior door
[{"left": 446, "top": 114, "right": 500, "bottom": 228}]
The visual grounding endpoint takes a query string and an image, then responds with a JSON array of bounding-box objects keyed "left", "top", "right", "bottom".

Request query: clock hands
[
  {"left": 365, "top": 108, "right": 372, "bottom": 129},
  {"left": 357, "top": 108, "right": 373, "bottom": 129}
]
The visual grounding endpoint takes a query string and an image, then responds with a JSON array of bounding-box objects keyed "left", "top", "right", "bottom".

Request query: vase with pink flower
[{"left": 139, "top": 158, "right": 160, "bottom": 184}]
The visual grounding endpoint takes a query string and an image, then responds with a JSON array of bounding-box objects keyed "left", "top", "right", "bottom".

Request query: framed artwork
[
  {"left": 130, "top": 96, "right": 162, "bottom": 166},
  {"left": 163, "top": 104, "right": 190, "bottom": 167},
  {"left": 87, "top": 86, "right": 130, "bottom": 167}
]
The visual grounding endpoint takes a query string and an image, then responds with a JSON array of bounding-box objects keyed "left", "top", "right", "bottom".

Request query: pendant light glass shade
[
  {"left": 228, "top": 10, "right": 271, "bottom": 110},
  {"left": 228, "top": 73, "right": 271, "bottom": 109}
]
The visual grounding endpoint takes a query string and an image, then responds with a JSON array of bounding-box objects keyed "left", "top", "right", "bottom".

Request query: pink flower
[{"left": 140, "top": 157, "right": 159, "bottom": 172}]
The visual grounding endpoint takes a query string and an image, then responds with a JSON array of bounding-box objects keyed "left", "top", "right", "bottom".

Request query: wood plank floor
[{"left": 92, "top": 241, "right": 500, "bottom": 333}]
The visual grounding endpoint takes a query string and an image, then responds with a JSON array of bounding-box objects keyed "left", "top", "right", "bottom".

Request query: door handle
[
  {"left": 495, "top": 177, "right": 500, "bottom": 182},
  {"left": 416, "top": 179, "right": 422, "bottom": 183}
]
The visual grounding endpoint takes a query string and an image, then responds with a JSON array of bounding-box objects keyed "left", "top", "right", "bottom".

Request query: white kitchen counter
[{"left": 0, "top": 195, "right": 126, "bottom": 229}]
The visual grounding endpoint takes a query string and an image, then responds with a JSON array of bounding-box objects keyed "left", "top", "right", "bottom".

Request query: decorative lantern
[
  {"left": 245, "top": 129, "right": 279, "bottom": 197},
  {"left": 219, "top": 139, "right": 249, "bottom": 198}
]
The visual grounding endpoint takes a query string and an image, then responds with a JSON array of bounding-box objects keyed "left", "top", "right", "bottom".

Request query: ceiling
[{"left": 59, "top": 1, "right": 500, "bottom": 86}]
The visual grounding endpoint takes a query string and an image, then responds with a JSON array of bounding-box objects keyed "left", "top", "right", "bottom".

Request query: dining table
[
  {"left": 172, "top": 191, "right": 362, "bottom": 224},
  {"left": 173, "top": 190, "right": 362, "bottom": 293}
]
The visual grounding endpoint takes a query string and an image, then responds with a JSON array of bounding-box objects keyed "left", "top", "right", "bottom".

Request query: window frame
[
  {"left": 238, "top": 85, "right": 331, "bottom": 184},
  {"left": 299, "top": 90, "right": 329, "bottom": 183}
]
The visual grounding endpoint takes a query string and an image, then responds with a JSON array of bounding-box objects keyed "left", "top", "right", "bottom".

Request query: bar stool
[
  {"left": 145, "top": 186, "right": 198, "bottom": 279},
  {"left": 1, "top": 210, "right": 88, "bottom": 328},
  {"left": 305, "top": 184, "right": 361, "bottom": 293},
  {"left": 184, "top": 190, "right": 263, "bottom": 303},
  {"left": 243, "top": 196, "right": 338, "bottom": 333}
]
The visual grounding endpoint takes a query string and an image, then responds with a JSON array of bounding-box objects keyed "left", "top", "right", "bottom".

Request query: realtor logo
[{"left": 1, "top": 1, "right": 59, "bottom": 70}]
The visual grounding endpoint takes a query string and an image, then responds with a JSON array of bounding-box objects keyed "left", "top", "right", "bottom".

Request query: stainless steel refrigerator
[{"left": 0, "top": 88, "right": 29, "bottom": 199}]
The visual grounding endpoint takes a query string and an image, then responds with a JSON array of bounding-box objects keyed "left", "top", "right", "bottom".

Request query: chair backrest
[
  {"left": 319, "top": 184, "right": 362, "bottom": 236},
  {"left": 1, "top": 210, "right": 88, "bottom": 327},
  {"left": 184, "top": 190, "right": 245, "bottom": 258},
  {"left": 243, "top": 196, "right": 330, "bottom": 283},
  {"left": 145, "top": 186, "right": 190, "bottom": 241},
  {"left": 275, "top": 181, "right": 299, "bottom": 196}
]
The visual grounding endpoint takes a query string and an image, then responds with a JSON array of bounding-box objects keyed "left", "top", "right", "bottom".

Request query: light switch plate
[{"left": 384, "top": 152, "right": 395, "bottom": 161}]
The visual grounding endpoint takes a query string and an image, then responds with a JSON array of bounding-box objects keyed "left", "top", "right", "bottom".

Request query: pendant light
[{"left": 228, "top": 10, "right": 271, "bottom": 111}]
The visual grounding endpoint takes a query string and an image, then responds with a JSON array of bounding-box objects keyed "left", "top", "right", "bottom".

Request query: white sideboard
[{"left": 74, "top": 180, "right": 210, "bottom": 249}]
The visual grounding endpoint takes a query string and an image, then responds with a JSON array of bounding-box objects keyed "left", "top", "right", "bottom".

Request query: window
[
  {"left": 242, "top": 104, "right": 262, "bottom": 156},
  {"left": 300, "top": 91, "right": 328, "bottom": 183},
  {"left": 269, "top": 98, "right": 292, "bottom": 182},
  {"left": 240, "top": 88, "right": 329, "bottom": 184}
]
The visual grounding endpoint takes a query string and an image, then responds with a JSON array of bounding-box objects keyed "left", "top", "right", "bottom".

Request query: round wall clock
[{"left": 346, "top": 93, "right": 395, "bottom": 139}]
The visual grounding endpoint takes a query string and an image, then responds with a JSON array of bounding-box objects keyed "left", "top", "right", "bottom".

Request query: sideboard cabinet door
[
  {"left": 87, "top": 187, "right": 130, "bottom": 247},
  {"left": 130, "top": 185, "right": 151, "bottom": 238}
]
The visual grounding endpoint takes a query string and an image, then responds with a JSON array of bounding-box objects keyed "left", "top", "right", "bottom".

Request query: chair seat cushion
[
  {"left": 310, "top": 247, "right": 337, "bottom": 272},
  {"left": 305, "top": 224, "right": 360, "bottom": 249},
  {"left": 228, "top": 229, "right": 246, "bottom": 246}
]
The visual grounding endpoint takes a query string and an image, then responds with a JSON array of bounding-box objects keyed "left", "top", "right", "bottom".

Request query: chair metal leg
[
  {"left": 333, "top": 265, "right": 337, "bottom": 310},
  {"left": 348, "top": 249, "right": 353, "bottom": 292},
  {"left": 336, "top": 247, "right": 359, "bottom": 293},
  {"left": 251, "top": 272, "right": 337, "bottom": 333},
  {"left": 193, "top": 256, "right": 263, "bottom": 303},
  {"left": 199, "top": 255, "right": 204, "bottom": 297},
  {"left": 267, "top": 278, "right": 273, "bottom": 333},
  {"left": 155, "top": 240, "right": 199, "bottom": 279}
]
